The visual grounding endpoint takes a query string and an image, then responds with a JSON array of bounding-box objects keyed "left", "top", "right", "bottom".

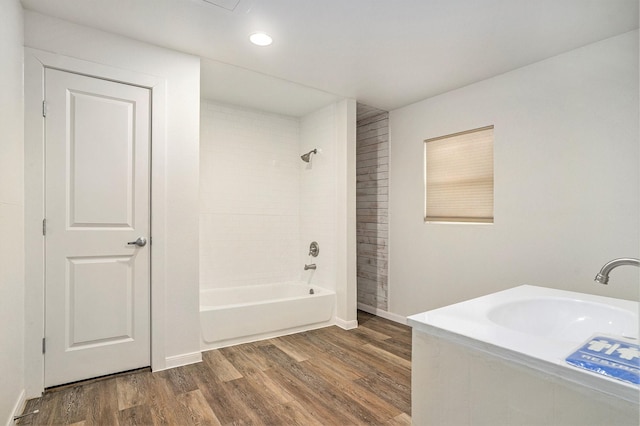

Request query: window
[{"left": 424, "top": 125, "right": 494, "bottom": 223}]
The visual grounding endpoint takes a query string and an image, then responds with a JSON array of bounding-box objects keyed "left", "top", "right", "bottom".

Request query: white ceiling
[{"left": 21, "top": 0, "right": 639, "bottom": 116}]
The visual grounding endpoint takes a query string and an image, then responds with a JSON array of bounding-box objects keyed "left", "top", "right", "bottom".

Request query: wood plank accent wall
[{"left": 356, "top": 104, "right": 389, "bottom": 311}]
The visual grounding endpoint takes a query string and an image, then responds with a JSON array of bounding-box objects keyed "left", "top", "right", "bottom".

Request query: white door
[{"left": 44, "top": 68, "right": 151, "bottom": 387}]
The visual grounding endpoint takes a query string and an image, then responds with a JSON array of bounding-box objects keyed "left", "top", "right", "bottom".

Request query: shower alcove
[{"left": 198, "top": 77, "right": 357, "bottom": 349}]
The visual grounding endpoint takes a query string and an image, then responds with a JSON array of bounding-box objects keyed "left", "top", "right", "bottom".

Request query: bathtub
[
  {"left": 200, "top": 282, "right": 335, "bottom": 350},
  {"left": 408, "top": 285, "right": 640, "bottom": 425}
]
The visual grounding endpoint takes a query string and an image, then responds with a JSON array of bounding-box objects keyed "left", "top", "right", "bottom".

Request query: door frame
[{"left": 24, "top": 48, "right": 168, "bottom": 395}]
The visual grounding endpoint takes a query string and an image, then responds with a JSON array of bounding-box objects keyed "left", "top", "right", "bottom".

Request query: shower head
[{"left": 301, "top": 149, "right": 317, "bottom": 163}]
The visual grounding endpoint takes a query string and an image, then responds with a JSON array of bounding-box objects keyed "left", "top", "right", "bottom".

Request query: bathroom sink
[
  {"left": 487, "top": 297, "right": 638, "bottom": 342},
  {"left": 408, "top": 286, "right": 640, "bottom": 401}
]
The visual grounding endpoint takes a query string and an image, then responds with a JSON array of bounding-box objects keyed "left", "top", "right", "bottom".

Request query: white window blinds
[{"left": 424, "top": 126, "right": 494, "bottom": 223}]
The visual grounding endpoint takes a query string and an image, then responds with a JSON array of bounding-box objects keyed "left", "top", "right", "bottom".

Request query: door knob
[{"left": 127, "top": 237, "right": 147, "bottom": 247}]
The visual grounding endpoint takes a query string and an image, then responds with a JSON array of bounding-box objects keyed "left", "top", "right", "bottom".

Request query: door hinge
[
  {"left": 42, "top": 337, "right": 46, "bottom": 354},
  {"left": 42, "top": 100, "right": 47, "bottom": 118},
  {"left": 42, "top": 218, "right": 46, "bottom": 236}
]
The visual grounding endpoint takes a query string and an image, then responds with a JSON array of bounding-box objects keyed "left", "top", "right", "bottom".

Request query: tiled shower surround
[
  {"left": 200, "top": 101, "right": 300, "bottom": 288},
  {"left": 199, "top": 101, "right": 337, "bottom": 293}
]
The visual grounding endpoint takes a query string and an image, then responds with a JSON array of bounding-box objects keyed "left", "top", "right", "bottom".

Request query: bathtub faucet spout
[
  {"left": 304, "top": 263, "right": 316, "bottom": 270},
  {"left": 594, "top": 257, "right": 640, "bottom": 284}
]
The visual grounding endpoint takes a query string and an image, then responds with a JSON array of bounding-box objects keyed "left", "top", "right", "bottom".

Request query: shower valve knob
[{"left": 309, "top": 241, "right": 319, "bottom": 257}]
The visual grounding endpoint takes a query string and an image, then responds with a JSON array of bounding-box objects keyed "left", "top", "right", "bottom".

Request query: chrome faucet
[
  {"left": 304, "top": 263, "right": 316, "bottom": 270},
  {"left": 594, "top": 258, "right": 640, "bottom": 284}
]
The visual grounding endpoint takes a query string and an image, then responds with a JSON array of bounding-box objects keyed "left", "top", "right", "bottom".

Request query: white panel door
[{"left": 44, "top": 68, "right": 151, "bottom": 387}]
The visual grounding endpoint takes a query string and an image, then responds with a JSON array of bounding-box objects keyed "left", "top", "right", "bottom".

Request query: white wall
[
  {"left": 0, "top": 1, "right": 25, "bottom": 421},
  {"left": 389, "top": 31, "right": 639, "bottom": 317},
  {"left": 23, "top": 11, "right": 201, "bottom": 377},
  {"left": 200, "top": 101, "right": 301, "bottom": 288},
  {"left": 335, "top": 99, "right": 358, "bottom": 325}
]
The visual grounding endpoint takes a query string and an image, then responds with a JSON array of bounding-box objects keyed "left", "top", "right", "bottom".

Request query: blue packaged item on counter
[{"left": 566, "top": 335, "right": 640, "bottom": 386}]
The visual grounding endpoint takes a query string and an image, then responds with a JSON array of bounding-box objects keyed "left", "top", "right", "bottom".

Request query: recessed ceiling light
[{"left": 249, "top": 32, "right": 273, "bottom": 46}]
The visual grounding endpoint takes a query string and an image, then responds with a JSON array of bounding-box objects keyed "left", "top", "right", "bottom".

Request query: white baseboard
[
  {"left": 6, "top": 389, "right": 26, "bottom": 426},
  {"left": 161, "top": 351, "right": 202, "bottom": 371},
  {"left": 358, "top": 303, "right": 408, "bottom": 325},
  {"left": 335, "top": 317, "right": 358, "bottom": 330}
]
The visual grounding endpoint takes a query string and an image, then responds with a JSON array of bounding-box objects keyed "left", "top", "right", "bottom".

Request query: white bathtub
[
  {"left": 408, "top": 285, "right": 640, "bottom": 425},
  {"left": 200, "top": 282, "right": 335, "bottom": 350}
]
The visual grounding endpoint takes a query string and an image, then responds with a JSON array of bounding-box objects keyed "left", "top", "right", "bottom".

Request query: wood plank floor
[{"left": 18, "top": 311, "right": 411, "bottom": 425}]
